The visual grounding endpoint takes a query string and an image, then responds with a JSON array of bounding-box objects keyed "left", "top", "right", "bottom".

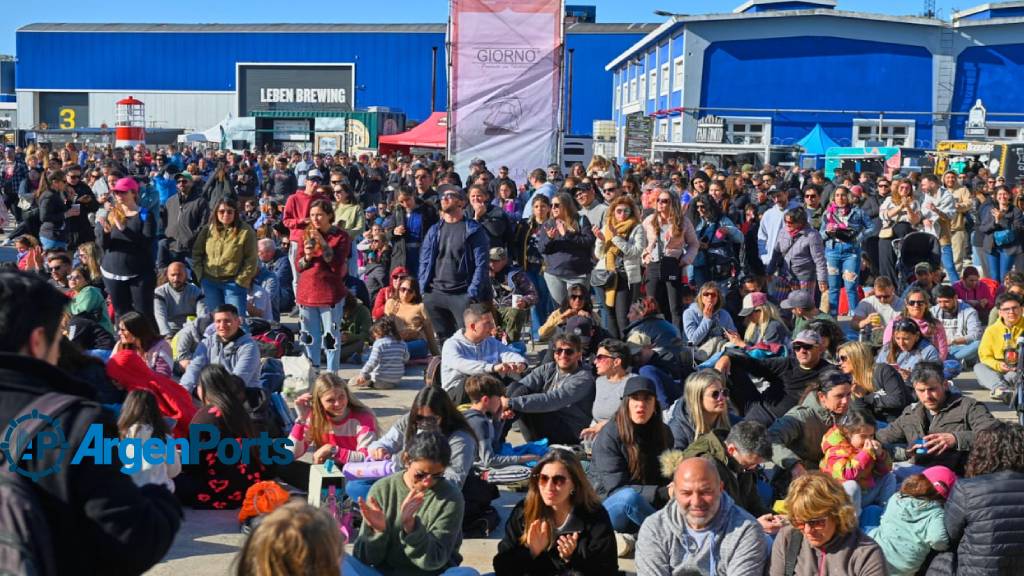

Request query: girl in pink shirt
[{"left": 290, "top": 372, "right": 380, "bottom": 465}]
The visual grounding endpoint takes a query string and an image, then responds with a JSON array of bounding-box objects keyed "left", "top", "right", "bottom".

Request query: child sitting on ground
[
  {"left": 820, "top": 409, "right": 897, "bottom": 521},
  {"left": 235, "top": 500, "right": 346, "bottom": 576},
  {"left": 118, "top": 389, "right": 182, "bottom": 492},
  {"left": 868, "top": 467, "right": 954, "bottom": 576},
  {"left": 291, "top": 372, "right": 380, "bottom": 465},
  {"left": 462, "top": 374, "right": 537, "bottom": 472},
  {"left": 353, "top": 317, "right": 409, "bottom": 390}
]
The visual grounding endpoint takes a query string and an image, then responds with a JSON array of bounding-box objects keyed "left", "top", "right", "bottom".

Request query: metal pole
[
  {"left": 431, "top": 46, "right": 438, "bottom": 113},
  {"left": 567, "top": 48, "right": 575, "bottom": 135}
]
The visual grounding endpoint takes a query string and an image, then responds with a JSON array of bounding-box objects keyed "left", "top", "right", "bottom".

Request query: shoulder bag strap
[{"left": 784, "top": 529, "right": 804, "bottom": 576}]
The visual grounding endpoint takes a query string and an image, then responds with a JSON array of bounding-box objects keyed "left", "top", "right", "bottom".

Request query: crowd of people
[{"left": 3, "top": 141, "right": 1024, "bottom": 576}]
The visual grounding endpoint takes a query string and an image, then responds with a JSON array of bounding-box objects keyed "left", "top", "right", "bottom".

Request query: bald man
[
  {"left": 154, "top": 262, "right": 207, "bottom": 338},
  {"left": 635, "top": 457, "right": 767, "bottom": 576}
]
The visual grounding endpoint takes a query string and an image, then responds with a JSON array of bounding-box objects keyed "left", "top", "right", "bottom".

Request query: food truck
[{"left": 934, "top": 140, "right": 1024, "bottom": 182}]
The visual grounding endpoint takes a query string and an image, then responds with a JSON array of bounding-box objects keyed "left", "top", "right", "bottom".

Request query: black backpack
[{"left": 0, "top": 393, "right": 80, "bottom": 576}]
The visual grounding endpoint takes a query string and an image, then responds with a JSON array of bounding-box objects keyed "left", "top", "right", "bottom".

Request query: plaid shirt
[{"left": 0, "top": 159, "right": 28, "bottom": 195}]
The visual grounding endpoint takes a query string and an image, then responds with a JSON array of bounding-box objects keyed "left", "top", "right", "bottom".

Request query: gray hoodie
[
  {"left": 367, "top": 416, "right": 477, "bottom": 487},
  {"left": 635, "top": 492, "right": 767, "bottom": 576}
]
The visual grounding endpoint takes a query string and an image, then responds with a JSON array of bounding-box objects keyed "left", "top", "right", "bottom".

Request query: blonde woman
[
  {"left": 837, "top": 341, "right": 912, "bottom": 422},
  {"left": 593, "top": 195, "right": 645, "bottom": 338},
  {"left": 76, "top": 241, "right": 105, "bottom": 292},
  {"left": 641, "top": 189, "right": 698, "bottom": 327},
  {"left": 536, "top": 191, "right": 596, "bottom": 306},
  {"left": 770, "top": 473, "right": 887, "bottom": 576},
  {"left": 668, "top": 369, "right": 732, "bottom": 451},
  {"left": 735, "top": 291, "right": 790, "bottom": 348}
]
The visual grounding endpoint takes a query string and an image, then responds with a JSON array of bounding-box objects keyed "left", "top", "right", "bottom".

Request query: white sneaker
[{"left": 615, "top": 532, "right": 636, "bottom": 558}]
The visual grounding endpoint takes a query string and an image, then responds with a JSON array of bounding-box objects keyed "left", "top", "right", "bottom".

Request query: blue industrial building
[
  {"left": 13, "top": 22, "right": 655, "bottom": 148},
  {"left": 607, "top": 0, "right": 1024, "bottom": 164}
]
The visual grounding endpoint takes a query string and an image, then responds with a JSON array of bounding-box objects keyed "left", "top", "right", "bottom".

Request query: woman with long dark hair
[
  {"left": 877, "top": 178, "right": 921, "bottom": 284},
  {"left": 537, "top": 191, "right": 596, "bottom": 308},
  {"left": 883, "top": 287, "right": 948, "bottom": 360},
  {"left": 691, "top": 193, "right": 743, "bottom": 288},
  {"left": 176, "top": 364, "right": 266, "bottom": 509},
  {"left": 589, "top": 377, "right": 671, "bottom": 552},
  {"left": 193, "top": 197, "right": 258, "bottom": 319},
  {"left": 113, "top": 311, "right": 172, "bottom": 377},
  {"left": 537, "top": 283, "right": 601, "bottom": 342},
  {"left": 495, "top": 449, "right": 618, "bottom": 575},
  {"left": 36, "top": 168, "right": 69, "bottom": 251},
  {"left": 384, "top": 275, "right": 440, "bottom": 359},
  {"left": 514, "top": 193, "right": 554, "bottom": 339},
  {"left": 979, "top": 184, "right": 1024, "bottom": 282}
]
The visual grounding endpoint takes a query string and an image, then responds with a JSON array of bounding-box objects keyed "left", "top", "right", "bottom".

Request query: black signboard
[
  {"left": 624, "top": 113, "right": 653, "bottom": 158},
  {"left": 238, "top": 64, "right": 356, "bottom": 116}
]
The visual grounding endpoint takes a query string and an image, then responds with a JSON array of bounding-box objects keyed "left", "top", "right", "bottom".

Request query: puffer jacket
[
  {"left": 768, "top": 226, "right": 827, "bottom": 284},
  {"left": 869, "top": 494, "right": 949, "bottom": 576},
  {"left": 942, "top": 470, "right": 1024, "bottom": 575}
]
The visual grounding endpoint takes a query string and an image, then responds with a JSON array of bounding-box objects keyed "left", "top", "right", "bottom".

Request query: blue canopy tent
[{"left": 797, "top": 123, "right": 840, "bottom": 169}]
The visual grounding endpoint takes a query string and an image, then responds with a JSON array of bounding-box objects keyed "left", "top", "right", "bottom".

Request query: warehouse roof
[{"left": 18, "top": 22, "right": 658, "bottom": 35}]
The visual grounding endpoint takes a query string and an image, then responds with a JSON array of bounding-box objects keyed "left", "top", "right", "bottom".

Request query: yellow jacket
[
  {"left": 978, "top": 316, "right": 1024, "bottom": 371},
  {"left": 192, "top": 223, "right": 259, "bottom": 288}
]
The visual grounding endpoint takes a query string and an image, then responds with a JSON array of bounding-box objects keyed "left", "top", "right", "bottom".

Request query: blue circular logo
[{"left": 0, "top": 410, "right": 68, "bottom": 481}]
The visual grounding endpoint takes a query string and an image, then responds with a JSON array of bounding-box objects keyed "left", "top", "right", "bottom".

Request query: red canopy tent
[{"left": 378, "top": 112, "right": 447, "bottom": 155}]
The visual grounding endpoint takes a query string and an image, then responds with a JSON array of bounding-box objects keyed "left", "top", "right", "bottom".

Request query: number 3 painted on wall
[{"left": 59, "top": 108, "right": 76, "bottom": 129}]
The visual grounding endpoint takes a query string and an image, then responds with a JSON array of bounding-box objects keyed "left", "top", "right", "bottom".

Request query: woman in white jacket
[{"left": 593, "top": 195, "right": 646, "bottom": 338}]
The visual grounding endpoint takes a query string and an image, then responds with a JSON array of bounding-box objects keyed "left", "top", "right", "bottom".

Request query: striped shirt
[
  {"left": 289, "top": 409, "right": 378, "bottom": 463},
  {"left": 361, "top": 336, "right": 409, "bottom": 386}
]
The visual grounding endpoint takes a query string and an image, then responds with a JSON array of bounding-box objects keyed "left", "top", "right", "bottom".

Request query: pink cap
[
  {"left": 738, "top": 291, "right": 769, "bottom": 317},
  {"left": 922, "top": 465, "right": 957, "bottom": 499},
  {"left": 113, "top": 177, "right": 139, "bottom": 193}
]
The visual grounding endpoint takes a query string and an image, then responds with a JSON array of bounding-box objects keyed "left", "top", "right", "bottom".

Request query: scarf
[
  {"left": 824, "top": 203, "right": 853, "bottom": 231},
  {"left": 602, "top": 216, "right": 638, "bottom": 306}
]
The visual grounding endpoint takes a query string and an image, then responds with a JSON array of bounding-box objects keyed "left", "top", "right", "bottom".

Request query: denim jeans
[
  {"left": 201, "top": 278, "right": 249, "bottom": 319},
  {"left": 826, "top": 242, "right": 861, "bottom": 316},
  {"left": 940, "top": 244, "right": 960, "bottom": 283},
  {"left": 949, "top": 341, "right": 980, "bottom": 365},
  {"left": 842, "top": 473, "right": 898, "bottom": 513},
  {"left": 299, "top": 299, "right": 345, "bottom": 372},
  {"left": 987, "top": 247, "right": 1015, "bottom": 283},
  {"left": 526, "top": 268, "right": 553, "bottom": 340},
  {"left": 602, "top": 486, "right": 656, "bottom": 533},
  {"left": 406, "top": 338, "right": 429, "bottom": 359},
  {"left": 543, "top": 272, "right": 588, "bottom": 309}
]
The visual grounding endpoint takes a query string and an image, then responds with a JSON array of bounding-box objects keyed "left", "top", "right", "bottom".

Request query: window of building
[
  {"left": 673, "top": 57, "right": 684, "bottom": 92},
  {"left": 630, "top": 78, "right": 637, "bottom": 103},
  {"left": 660, "top": 63, "right": 670, "bottom": 95},
  {"left": 852, "top": 119, "right": 914, "bottom": 147},
  {"left": 672, "top": 117, "right": 683, "bottom": 142},
  {"left": 648, "top": 71, "right": 657, "bottom": 100},
  {"left": 725, "top": 119, "right": 769, "bottom": 145},
  {"left": 986, "top": 123, "right": 1024, "bottom": 140},
  {"left": 614, "top": 83, "right": 620, "bottom": 109},
  {"left": 639, "top": 74, "right": 647, "bottom": 103},
  {"left": 658, "top": 119, "right": 669, "bottom": 141}
]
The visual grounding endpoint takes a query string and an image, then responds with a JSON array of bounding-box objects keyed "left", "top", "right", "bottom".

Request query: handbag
[
  {"left": 590, "top": 267, "right": 614, "bottom": 289},
  {"left": 995, "top": 229, "right": 1017, "bottom": 247},
  {"left": 878, "top": 225, "right": 894, "bottom": 239},
  {"left": 650, "top": 228, "right": 681, "bottom": 282}
]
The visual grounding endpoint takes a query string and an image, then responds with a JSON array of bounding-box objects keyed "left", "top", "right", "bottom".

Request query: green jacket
[
  {"left": 868, "top": 494, "right": 949, "bottom": 576},
  {"left": 341, "top": 301, "right": 372, "bottom": 344},
  {"left": 69, "top": 285, "right": 114, "bottom": 335},
  {"left": 353, "top": 471, "right": 465, "bottom": 576},
  {"left": 683, "top": 430, "right": 772, "bottom": 517},
  {"left": 768, "top": 393, "right": 840, "bottom": 471}
]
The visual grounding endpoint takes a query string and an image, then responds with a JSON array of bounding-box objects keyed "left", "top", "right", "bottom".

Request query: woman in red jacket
[{"left": 296, "top": 199, "right": 350, "bottom": 373}]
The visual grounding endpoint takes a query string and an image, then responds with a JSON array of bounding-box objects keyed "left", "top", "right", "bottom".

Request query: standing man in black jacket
[
  {"left": 160, "top": 171, "right": 210, "bottom": 268},
  {"left": 0, "top": 272, "right": 181, "bottom": 575}
]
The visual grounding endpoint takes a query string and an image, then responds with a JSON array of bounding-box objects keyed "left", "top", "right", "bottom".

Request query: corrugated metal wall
[
  {"left": 88, "top": 92, "right": 234, "bottom": 132},
  {"left": 15, "top": 30, "right": 645, "bottom": 133}
]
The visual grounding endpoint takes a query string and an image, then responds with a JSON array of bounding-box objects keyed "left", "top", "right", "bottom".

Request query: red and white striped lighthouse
[{"left": 115, "top": 96, "right": 146, "bottom": 148}]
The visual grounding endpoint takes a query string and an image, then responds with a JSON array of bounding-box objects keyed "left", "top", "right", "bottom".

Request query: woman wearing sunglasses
[
  {"left": 95, "top": 176, "right": 158, "bottom": 324},
  {"left": 668, "top": 369, "right": 734, "bottom": 452},
  {"left": 536, "top": 191, "right": 596, "bottom": 310},
  {"left": 878, "top": 319, "right": 940, "bottom": 381},
  {"left": 589, "top": 377, "right": 672, "bottom": 557},
  {"left": 383, "top": 276, "right": 440, "bottom": 360},
  {"left": 537, "top": 284, "right": 600, "bottom": 342},
  {"left": 837, "top": 341, "right": 911, "bottom": 423},
  {"left": 882, "top": 287, "right": 949, "bottom": 361},
  {"left": 770, "top": 472, "right": 887, "bottom": 576},
  {"left": 690, "top": 193, "right": 743, "bottom": 288},
  {"left": 494, "top": 449, "right": 617, "bottom": 576},
  {"left": 352, "top": 429, "right": 480, "bottom": 576},
  {"left": 593, "top": 195, "right": 644, "bottom": 339},
  {"left": 641, "top": 189, "right": 699, "bottom": 328},
  {"left": 363, "top": 387, "right": 478, "bottom": 503}
]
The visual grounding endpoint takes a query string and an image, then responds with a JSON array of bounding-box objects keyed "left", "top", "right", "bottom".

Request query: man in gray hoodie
[{"left": 635, "top": 457, "right": 767, "bottom": 576}]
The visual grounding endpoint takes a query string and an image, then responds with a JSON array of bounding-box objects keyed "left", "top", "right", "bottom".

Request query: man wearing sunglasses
[
  {"left": 851, "top": 276, "right": 903, "bottom": 347},
  {"left": 499, "top": 333, "right": 595, "bottom": 446},
  {"left": 715, "top": 330, "right": 832, "bottom": 427}
]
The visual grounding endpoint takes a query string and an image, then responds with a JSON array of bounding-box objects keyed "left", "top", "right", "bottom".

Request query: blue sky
[{"left": 3, "top": 0, "right": 962, "bottom": 55}]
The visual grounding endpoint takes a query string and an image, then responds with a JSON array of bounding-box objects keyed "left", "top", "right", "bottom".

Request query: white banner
[{"left": 449, "top": 0, "right": 564, "bottom": 184}]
